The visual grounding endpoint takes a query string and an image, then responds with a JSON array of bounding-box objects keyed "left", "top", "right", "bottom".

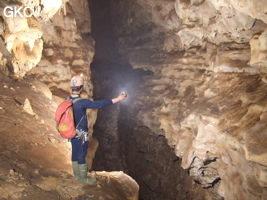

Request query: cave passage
[
  {"left": 87, "top": 1, "right": 217, "bottom": 200},
  {"left": 1, "top": 0, "right": 266, "bottom": 199}
]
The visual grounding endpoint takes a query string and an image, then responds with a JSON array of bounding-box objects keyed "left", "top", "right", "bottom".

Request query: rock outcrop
[
  {"left": 29, "top": 0, "right": 94, "bottom": 98},
  {"left": 0, "top": 0, "right": 94, "bottom": 96},
  {"left": 0, "top": 0, "right": 70, "bottom": 77}
]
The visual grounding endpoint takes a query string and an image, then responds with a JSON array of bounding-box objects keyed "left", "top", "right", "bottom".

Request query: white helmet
[{"left": 70, "top": 76, "right": 84, "bottom": 87}]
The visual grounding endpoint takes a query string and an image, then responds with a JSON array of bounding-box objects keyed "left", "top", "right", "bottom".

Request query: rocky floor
[{"left": 0, "top": 74, "right": 138, "bottom": 200}]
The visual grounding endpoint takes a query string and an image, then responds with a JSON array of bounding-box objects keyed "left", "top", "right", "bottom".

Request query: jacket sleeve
[{"left": 82, "top": 99, "right": 113, "bottom": 109}]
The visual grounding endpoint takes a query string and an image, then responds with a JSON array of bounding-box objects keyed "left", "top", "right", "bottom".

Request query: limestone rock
[
  {"left": 0, "top": 0, "right": 64, "bottom": 77},
  {"left": 1, "top": 15, "right": 43, "bottom": 77},
  {"left": 110, "top": 0, "right": 267, "bottom": 72},
  {"left": 249, "top": 30, "right": 267, "bottom": 67},
  {"left": 29, "top": 0, "right": 95, "bottom": 98},
  {"left": 23, "top": 98, "right": 34, "bottom": 115},
  {"left": 96, "top": 171, "right": 139, "bottom": 200}
]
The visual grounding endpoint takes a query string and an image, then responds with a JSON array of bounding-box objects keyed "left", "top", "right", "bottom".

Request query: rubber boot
[
  {"left": 78, "top": 163, "right": 97, "bottom": 185},
  {"left": 72, "top": 161, "right": 80, "bottom": 181}
]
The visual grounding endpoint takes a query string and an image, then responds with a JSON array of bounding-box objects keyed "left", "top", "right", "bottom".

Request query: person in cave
[{"left": 69, "top": 75, "right": 127, "bottom": 184}]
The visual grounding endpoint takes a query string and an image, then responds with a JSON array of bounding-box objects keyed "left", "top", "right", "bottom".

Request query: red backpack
[{"left": 55, "top": 97, "right": 82, "bottom": 139}]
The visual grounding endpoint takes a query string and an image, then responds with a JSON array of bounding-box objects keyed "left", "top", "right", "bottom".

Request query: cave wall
[
  {"left": 0, "top": 0, "right": 94, "bottom": 96},
  {"left": 0, "top": 0, "right": 44, "bottom": 77},
  {"left": 91, "top": 0, "right": 267, "bottom": 199},
  {"left": 29, "top": 0, "right": 95, "bottom": 98}
]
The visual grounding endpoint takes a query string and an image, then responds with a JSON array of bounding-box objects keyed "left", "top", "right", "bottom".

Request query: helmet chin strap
[
  {"left": 71, "top": 88, "right": 83, "bottom": 96},
  {"left": 71, "top": 93, "right": 80, "bottom": 96}
]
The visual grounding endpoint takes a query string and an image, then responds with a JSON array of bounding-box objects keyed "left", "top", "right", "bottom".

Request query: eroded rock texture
[
  {"left": 90, "top": 0, "right": 267, "bottom": 199},
  {"left": 0, "top": 0, "right": 94, "bottom": 96},
  {"left": 0, "top": 0, "right": 43, "bottom": 77},
  {"left": 29, "top": 0, "right": 94, "bottom": 98}
]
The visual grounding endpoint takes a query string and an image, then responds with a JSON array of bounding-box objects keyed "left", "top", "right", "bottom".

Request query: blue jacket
[{"left": 69, "top": 96, "right": 113, "bottom": 132}]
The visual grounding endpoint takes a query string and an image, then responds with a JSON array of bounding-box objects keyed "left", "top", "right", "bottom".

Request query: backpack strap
[
  {"left": 68, "top": 97, "right": 85, "bottom": 130},
  {"left": 66, "top": 96, "right": 82, "bottom": 103},
  {"left": 72, "top": 97, "right": 82, "bottom": 104},
  {"left": 76, "top": 115, "right": 85, "bottom": 129}
]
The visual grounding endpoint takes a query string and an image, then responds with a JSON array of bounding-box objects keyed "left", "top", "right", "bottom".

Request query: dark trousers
[{"left": 71, "top": 138, "right": 89, "bottom": 164}]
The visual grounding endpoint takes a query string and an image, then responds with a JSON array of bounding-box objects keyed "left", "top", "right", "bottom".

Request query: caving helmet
[{"left": 70, "top": 76, "right": 84, "bottom": 88}]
